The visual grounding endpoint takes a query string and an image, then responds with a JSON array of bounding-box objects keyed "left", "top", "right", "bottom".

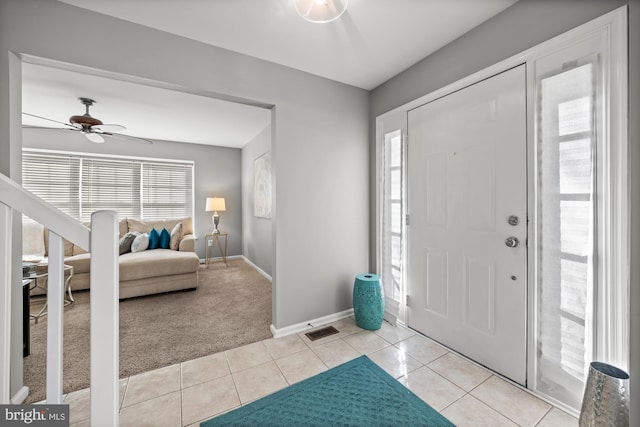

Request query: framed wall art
[{"left": 254, "top": 152, "right": 272, "bottom": 219}]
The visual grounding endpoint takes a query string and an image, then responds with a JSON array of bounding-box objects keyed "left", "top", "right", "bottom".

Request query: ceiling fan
[{"left": 22, "top": 97, "right": 153, "bottom": 144}]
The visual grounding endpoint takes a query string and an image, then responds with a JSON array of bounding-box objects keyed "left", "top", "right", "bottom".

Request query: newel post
[
  {"left": 90, "top": 210, "right": 119, "bottom": 426},
  {"left": 0, "top": 203, "right": 12, "bottom": 404}
]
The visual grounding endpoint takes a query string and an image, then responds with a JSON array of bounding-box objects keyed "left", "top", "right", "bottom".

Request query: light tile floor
[{"left": 62, "top": 317, "right": 578, "bottom": 426}]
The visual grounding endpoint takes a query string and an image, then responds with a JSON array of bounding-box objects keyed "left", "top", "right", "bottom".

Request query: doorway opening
[{"left": 15, "top": 55, "right": 276, "bottom": 404}]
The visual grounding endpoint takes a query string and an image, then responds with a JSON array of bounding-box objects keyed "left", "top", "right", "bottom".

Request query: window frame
[{"left": 375, "top": 113, "right": 407, "bottom": 325}]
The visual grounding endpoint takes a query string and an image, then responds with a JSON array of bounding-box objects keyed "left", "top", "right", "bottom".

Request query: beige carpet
[{"left": 23, "top": 259, "right": 272, "bottom": 403}]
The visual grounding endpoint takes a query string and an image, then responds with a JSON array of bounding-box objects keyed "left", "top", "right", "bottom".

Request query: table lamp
[{"left": 206, "top": 197, "right": 226, "bottom": 234}]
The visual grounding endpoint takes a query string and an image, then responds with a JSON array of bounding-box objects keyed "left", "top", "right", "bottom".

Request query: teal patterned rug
[{"left": 201, "top": 355, "right": 454, "bottom": 427}]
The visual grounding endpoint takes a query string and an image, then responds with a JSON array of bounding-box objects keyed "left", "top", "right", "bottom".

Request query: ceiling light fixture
[{"left": 295, "top": 0, "right": 348, "bottom": 24}]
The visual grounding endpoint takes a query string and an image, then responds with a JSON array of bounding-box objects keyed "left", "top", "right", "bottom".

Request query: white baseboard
[
  {"left": 199, "top": 255, "right": 273, "bottom": 283},
  {"left": 270, "top": 308, "right": 354, "bottom": 338},
  {"left": 10, "top": 386, "right": 29, "bottom": 404},
  {"left": 241, "top": 256, "right": 272, "bottom": 282},
  {"left": 199, "top": 255, "right": 243, "bottom": 264}
]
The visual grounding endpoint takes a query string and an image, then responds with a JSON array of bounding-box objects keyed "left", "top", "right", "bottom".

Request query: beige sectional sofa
[{"left": 27, "top": 217, "right": 200, "bottom": 299}]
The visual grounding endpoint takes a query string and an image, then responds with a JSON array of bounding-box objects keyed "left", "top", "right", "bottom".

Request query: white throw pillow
[
  {"left": 22, "top": 219, "right": 45, "bottom": 262},
  {"left": 131, "top": 233, "right": 149, "bottom": 253}
]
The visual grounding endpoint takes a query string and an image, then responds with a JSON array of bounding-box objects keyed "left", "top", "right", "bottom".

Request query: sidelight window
[
  {"left": 536, "top": 61, "right": 598, "bottom": 409},
  {"left": 380, "top": 128, "right": 405, "bottom": 320}
]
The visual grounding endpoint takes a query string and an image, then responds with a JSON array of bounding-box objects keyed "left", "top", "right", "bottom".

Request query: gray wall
[
  {"left": 241, "top": 126, "right": 273, "bottom": 277},
  {"left": 0, "top": 0, "right": 369, "bottom": 397},
  {"left": 22, "top": 128, "right": 242, "bottom": 259},
  {"left": 370, "top": 0, "right": 638, "bottom": 423}
]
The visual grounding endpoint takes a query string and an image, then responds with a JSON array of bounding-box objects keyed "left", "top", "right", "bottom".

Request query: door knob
[{"left": 505, "top": 237, "right": 519, "bottom": 248}]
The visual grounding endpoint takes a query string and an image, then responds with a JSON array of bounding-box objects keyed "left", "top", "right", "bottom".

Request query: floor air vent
[{"left": 305, "top": 326, "right": 339, "bottom": 341}]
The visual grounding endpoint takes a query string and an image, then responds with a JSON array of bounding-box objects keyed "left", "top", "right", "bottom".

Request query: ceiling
[
  {"left": 23, "top": 0, "right": 518, "bottom": 148},
  {"left": 59, "top": 0, "right": 518, "bottom": 90},
  {"left": 22, "top": 63, "right": 272, "bottom": 148}
]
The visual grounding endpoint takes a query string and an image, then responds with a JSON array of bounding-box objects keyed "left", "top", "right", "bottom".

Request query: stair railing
[{"left": 0, "top": 172, "right": 119, "bottom": 426}]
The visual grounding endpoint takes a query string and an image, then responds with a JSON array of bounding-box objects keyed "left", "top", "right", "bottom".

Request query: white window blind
[
  {"left": 22, "top": 152, "right": 81, "bottom": 219},
  {"left": 81, "top": 158, "right": 141, "bottom": 222},
  {"left": 142, "top": 162, "right": 193, "bottom": 221},
  {"left": 22, "top": 151, "right": 193, "bottom": 223},
  {"left": 536, "top": 62, "right": 596, "bottom": 409}
]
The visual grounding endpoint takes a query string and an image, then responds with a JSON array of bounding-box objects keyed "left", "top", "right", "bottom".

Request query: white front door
[{"left": 407, "top": 65, "right": 527, "bottom": 385}]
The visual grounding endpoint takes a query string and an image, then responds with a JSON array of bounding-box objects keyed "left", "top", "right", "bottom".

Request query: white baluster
[
  {"left": 90, "top": 210, "right": 119, "bottom": 426},
  {"left": 46, "top": 232, "right": 64, "bottom": 403},
  {"left": 0, "top": 203, "right": 12, "bottom": 404}
]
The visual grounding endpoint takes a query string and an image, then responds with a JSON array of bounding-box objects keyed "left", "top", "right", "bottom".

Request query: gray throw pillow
[
  {"left": 119, "top": 232, "right": 138, "bottom": 255},
  {"left": 131, "top": 233, "right": 149, "bottom": 253},
  {"left": 169, "top": 222, "right": 184, "bottom": 251}
]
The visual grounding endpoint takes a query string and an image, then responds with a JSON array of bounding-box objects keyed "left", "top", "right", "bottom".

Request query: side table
[
  {"left": 24, "top": 262, "right": 74, "bottom": 322},
  {"left": 204, "top": 232, "right": 228, "bottom": 267}
]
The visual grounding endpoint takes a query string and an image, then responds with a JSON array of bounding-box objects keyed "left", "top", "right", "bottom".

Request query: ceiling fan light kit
[
  {"left": 85, "top": 132, "right": 105, "bottom": 144},
  {"left": 295, "top": 0, "right": 348, "bottom": 24}
]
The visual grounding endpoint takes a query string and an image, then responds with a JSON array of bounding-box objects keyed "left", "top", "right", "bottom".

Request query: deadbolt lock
[{"left": 508, "top": 215, "right": 520, "bottom": 226}]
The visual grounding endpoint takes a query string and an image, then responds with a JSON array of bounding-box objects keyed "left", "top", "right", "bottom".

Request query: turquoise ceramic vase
[{"left": 353, "top": 273, "right": 384, "bottom": 330}]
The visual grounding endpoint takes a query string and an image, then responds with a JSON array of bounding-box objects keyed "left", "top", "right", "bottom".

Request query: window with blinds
[
  {"left": 22, "top": 151, "right": 193, "bottom": 223},
  {"left": 22, "top": 153, "right": 81, "bottom": 219},
  {"left": 381, "top": 129, "right": 404, "bottom": 309},
  {"left": 81, "top": 157, "right": 141, "bottom": 222},
  {"left": 142, "top": 162, "right": 193, "bottom": 220},
  {"left": 536, "top": 62, "right": 596, "bottom": 409}
]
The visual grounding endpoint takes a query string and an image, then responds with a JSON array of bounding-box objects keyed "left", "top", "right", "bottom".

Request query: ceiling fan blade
[
  {"left": 85, "top": 132, "right": 105, "bottom": 143},
  {"left": 23, "top": 126, "right": 80, "bottom": 132},
  {"left": 93, "top": 124, "right": 126, "bottom": 132},
  {"left": 102, "top": 132, "right": 153, "bottom": 144},
  {"left": 22, "top": 112, "right": 76, "bottom": 129}
]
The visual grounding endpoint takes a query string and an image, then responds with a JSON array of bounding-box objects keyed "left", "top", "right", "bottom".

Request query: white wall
[
  {"left": 0, "top": 0, "right": 369, "bottom": 398},
  {"left": 22, "top": 128, "right": 242, "bottom": 259},
  {"left": 242, "top": 126, "right": 273, "bottom": 277}
]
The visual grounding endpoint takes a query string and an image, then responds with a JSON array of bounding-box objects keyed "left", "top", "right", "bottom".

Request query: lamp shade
[{"left": 206, "top": 197, "right": 226, "bottom": 212}]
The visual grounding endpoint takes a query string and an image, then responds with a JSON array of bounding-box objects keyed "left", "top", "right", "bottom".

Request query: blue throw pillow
[
  {"left": 159, "top": 228, "right": 171, "bottom": 249},
  {"left": 148, "top": 228, "right": 160, "bottom": 250}
]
